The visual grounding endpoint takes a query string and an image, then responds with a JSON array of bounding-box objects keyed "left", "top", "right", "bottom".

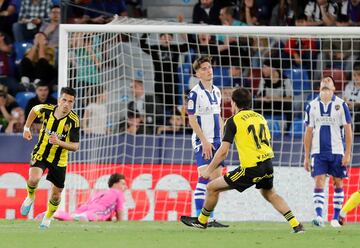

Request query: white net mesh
[{"left": 59, "top": 18, "right": 360, "bottom": 222}]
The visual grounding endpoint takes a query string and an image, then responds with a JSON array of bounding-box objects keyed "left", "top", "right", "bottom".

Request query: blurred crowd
[{"left": 1, "top": 0, "right": 360, "bottom": 136}]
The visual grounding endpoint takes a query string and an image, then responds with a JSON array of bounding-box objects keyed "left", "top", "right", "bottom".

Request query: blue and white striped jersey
[
  {"left": 187, "top": 82, "right": 222, "bottom": 148},
  {"left": 305, "top": 95, "right": 352, "bottom": 155}
]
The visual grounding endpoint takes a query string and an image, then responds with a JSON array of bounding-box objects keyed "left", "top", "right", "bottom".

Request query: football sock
[
  {"left": 340, "top": 191, "right": 360, "bottom": 217},
  {"left": 283, "top": 210, "right": 300, "bottom": 228},
  {"left": 194, "top": 177, "right": 209, "bottom": 216},
  {"left": 45, "top": 199, "right": 60, "bottom": 219},
  {"left": 26, "top": 183, "right": 37, "bottom": 199},
  {"left": 198, "top": 207, "right": 212, "bottom": 225},
  {"left": 313, "top": 188, "right": 325, "bottom": 218},
  {"left": 333, "top": 188, "right": 344, "bottom": 220}
]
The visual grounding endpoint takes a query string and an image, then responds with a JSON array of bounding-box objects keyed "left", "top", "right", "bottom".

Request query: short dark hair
[
  {"left": 35, "top": 81, "right": 49, "bottom": 88},
  {"left": 108, "top": 173, "right": 125, "bottom": 188},
  {"left": 160, "top": 33, "right": 173, "bottom": 38},
  {"left": 232, "top": 88, "right": 252, "bottom": 109},
  {"left": 354, "top": 62, "right": 360, "bottom": 71},
  {"left": 263, "top": 58, "right": 280, "bottom": 69},
  {"left": 193, "top": 56, "right": 212, "bottom": 71},
  {"left": 127, "top": 109, "right": 141, "bottom": 119},
  {"left": 133, "top": 79, "right": 143, "bottom": 85},
  {"left": 60, "top": 87, "right": 76, "bottom": 97}
]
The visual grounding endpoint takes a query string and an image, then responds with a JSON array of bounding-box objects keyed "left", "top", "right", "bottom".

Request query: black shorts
[
  {"left": 30, "top": 159, "right": 66, "bottom": 188},
  {"left": 224, "top": 159, "right": 274, "bottom": 192}
]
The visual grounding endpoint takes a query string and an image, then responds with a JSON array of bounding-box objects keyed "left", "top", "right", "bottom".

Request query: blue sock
[
  {"left": 313, "top": 188, "right": 325, "bottom": 218},
  {"left": 194, "top": 177, "right": 208, "bottom": 216},
  {"left": 333, "top": 188, "right": 344, "bottom": 220}
]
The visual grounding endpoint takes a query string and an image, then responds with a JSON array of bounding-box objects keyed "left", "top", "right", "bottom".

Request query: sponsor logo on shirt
[
  {"left": 44, "top": 127, "right": 67, "bottom": 139},
  {"left": 315, "top": 116, "right": 337, "bottom": 125}
]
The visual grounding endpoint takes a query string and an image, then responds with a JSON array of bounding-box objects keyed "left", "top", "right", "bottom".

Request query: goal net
[{"left": 58, "top": 18, "right": 360, "bottom": 222}]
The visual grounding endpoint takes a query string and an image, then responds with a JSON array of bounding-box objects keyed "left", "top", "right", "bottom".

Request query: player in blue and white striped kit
[
  {"left": 304, "top": 76, "right": 353, "bottom": 228},
  {"left": 187, "top": 56, "right": 228, "bottom": 228}
]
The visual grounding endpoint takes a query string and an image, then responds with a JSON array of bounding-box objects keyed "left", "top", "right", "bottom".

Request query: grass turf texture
[{"left": 0, "top": 220, "right": 359, "bottom": 248}]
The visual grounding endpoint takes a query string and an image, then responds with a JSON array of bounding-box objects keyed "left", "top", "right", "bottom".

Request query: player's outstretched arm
[
  {"left": 303, "top": 126, "right": 313, "bottom": 172},
  {"left": 23, "top": 107, "right": 38, "bottom": 140},
  {"left": 342, "top": 123, "right": 352, "bottom": 166},
  {"left": 201, "top": 141, "right": 231, "bottom": 179},
  {"left": 189, "top": 115, "right": 215, "bottom": 160}
]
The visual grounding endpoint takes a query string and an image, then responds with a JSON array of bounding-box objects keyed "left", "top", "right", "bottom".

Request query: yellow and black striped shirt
[
  {"left": 223, "top": 110, "right": 274, "bottom": 168},
  {"left": 31, "top": 104, "right": 80, "bottom": 167}
]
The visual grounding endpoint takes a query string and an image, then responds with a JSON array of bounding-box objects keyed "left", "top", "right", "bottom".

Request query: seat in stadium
[
  {"left": 213, "top": 66, "right": 231, "bottom": 87},
  {"left": 283, "top": 68, "right": 311, "bottom": 96},
  {"left": 178, "top": 63, "right": 192, "bottom": 87},
  {"left": 15, "top": 91, "right": 36, "bottom": 109},
  {"left": 290, "top": 119, "right": 304, "bottom": 137},
  {"left": 14, "top": 42, "right": 32, "bottom": 65},
  {"left": 177, "top": 63, "right": 192, "bottom": 105},
  {"left": 51, "top": 92, "right": 58, "bottom": 99},
  {"left": 247, "top": 68, "right": 261, "bottom": 95},
  {"left": 264, "top": 115, "right": 282, "bottom": 137},
  {"left": 322, "top": 68, "right": 347, "bottom": 93}
]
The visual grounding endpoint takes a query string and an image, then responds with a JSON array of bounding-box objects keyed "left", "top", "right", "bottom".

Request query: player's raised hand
[
  {"left": 303, "top": 157, "right": 310, "bottom": 172},
  {"left": 202, "top": 141, "right": 215, "bottom": 160}
]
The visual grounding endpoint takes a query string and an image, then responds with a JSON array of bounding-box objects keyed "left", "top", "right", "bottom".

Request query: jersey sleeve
[
  {"left": 304, "top": 103, "right": 314, "bottom": 127},
  {"left": 222, "top": 117, "right": 237, "bottom": 143},
  {"left": 187, "top": 91, "right": 197, "bottom": 115},
  {"left": 33, "top": 104, "right": 48, "bottom": 118},
  {"left": 342, "top": 102, "right": 352, "bottom": 125},
  {"left": 70, "top": 116, "right": 80, "bottom": 142}
]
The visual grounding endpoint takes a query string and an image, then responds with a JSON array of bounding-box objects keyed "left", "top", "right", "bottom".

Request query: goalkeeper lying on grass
[{"left": 37, "top": 173, "right": 127, "bottom": 222}]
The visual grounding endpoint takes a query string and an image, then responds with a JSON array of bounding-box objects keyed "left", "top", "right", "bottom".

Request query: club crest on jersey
[
  {"left": 188, "top": 100, "right": 194, "bottom": 110},
  {"left": 63, "top": 124, "right": 70, "bottom": 132},
  {"left": 335, "top": 105, "right": 340, "bottom": 111}
]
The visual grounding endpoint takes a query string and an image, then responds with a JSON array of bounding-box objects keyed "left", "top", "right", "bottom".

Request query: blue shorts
[
  {"left": 311, "top": 154, "right": 348, "bottom": 178},
  {"left": 194, "top": 142, "right": 225, "bottom": 167}
]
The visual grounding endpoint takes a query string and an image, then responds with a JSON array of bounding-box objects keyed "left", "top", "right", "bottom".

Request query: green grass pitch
[{"left": 1, "top": 220, "right": 360, "bottom": 248}]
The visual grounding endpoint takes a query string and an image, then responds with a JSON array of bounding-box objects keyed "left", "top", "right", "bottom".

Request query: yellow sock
[
  {"left": 341, "top": 191, "right": 360, "bottom": 216},
  {"left": 198, "top": 208, "right": 212, "bottom": 224},
  {"left": 283, "top": 210, "right": 300, "bottom": 228},
  {"left": 45, "top": 199, "right": 60, "bottom": 219},
  {"left": 26, "top": 183, "right": 37, "bottom": 199}
]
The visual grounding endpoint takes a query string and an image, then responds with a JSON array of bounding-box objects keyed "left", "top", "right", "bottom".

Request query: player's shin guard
[
  {"left": 333, "top": 188, "right": 344, "bottom": 220},
  {"left": 26, "top": 183, "right": 37, "bottom": 199},
  {"left": 45, "top": 199, "right": 60, "bottom": 219},
  {"left": 198, "top": 207, "right": 212, "bottom": 225},
  {"left": 283, "top": 210, "right": 300, "bottom": 228},
  {"left": 194, "top": 177, "right": 209, "bottom": 216},
  {"left": 313, "top": 188, "right": 325, "bottom": 218}
]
